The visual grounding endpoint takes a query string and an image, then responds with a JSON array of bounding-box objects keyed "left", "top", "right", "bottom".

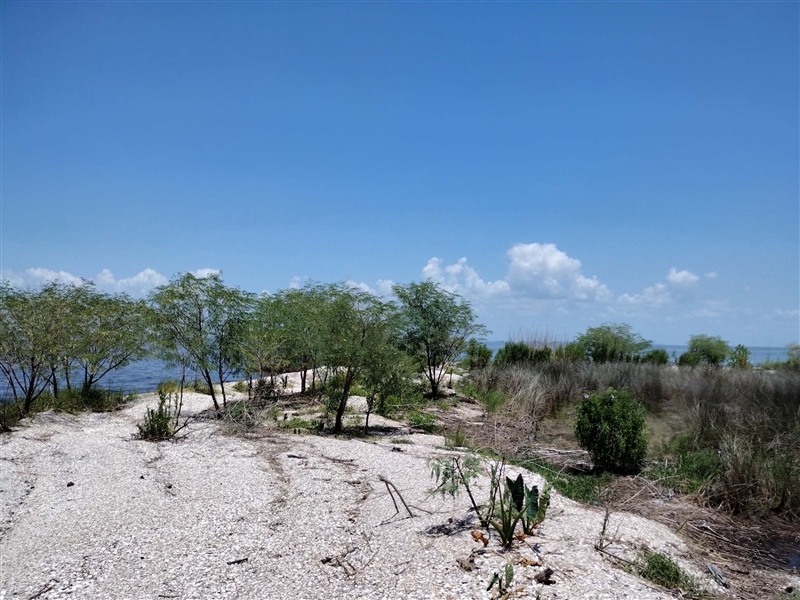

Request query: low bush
[
  {"left": 137, "top": 391, "right": 175, "bottom": 440},
  {"left": 575, "top": 387, "right": 648, "bottom": 474}
]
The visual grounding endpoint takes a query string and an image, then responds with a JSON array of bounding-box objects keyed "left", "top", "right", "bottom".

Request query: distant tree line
[{"left": 470, "top": 322, "right": 798, "bottom": 371}]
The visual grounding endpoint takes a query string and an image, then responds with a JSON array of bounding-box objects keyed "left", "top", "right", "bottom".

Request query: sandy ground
[{"left": 0, "top": 384, "right": 792, "bottom": 600}]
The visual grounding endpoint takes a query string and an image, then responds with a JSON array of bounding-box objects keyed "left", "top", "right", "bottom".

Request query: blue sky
[{"left": 2, "top": 2, "right": 798, "bottom": 347}]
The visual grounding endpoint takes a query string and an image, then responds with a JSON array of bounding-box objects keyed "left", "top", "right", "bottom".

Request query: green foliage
[
  {"left": 576, "top": 323, "right": 652, "bottom": 363},
  {"left": 575, "top": 387, "right": 648, "bottom": 474},
  {"left": 554, "top": 341, "right": 585, "bottom": 362},
  {"left": 429, "top": 454, "right": 484, "bottom": 523},
  {"left": 407, "top": 409, "right": 438, "bottom": 432},
  {"left": 494, "top": 342, "right": 533, "bottom": 367},
  {"left": 464, "top": 338, "right": 492, "bottom": 370},
  {"left": 148, "top": 272, "right": 255, "bottom": 411},
  {"left": 487, "top": 470, "right": 548, "bottom": 548},
  {"left": 517, "top": 457, "right": 613, "bottom": 503},
  {"left": 487, "top": 563, "right": 514, "bottom": 595},
  {"left": 641, "top": 348, "right": 670, "bottom": 365},
  {"left": 393, "top": 281, "right": 489, "bottom": 397},
  {"left": 636, "top": 550, "right": 706, "bottom": 598},
  {"left": 728, "top": 344, "right": 751, "bottom": 369},
  {"left": 137, "top": 391, "right": 175, "bottom": 440},
  {"left": 679, "top": 334, "right": 730, "bottom": 367},
  {"left": 646, "top": 435, "right": 722, "bottom": 494},
  {"left": 157, "top": 379, "right": 180, "bottom": 395}
]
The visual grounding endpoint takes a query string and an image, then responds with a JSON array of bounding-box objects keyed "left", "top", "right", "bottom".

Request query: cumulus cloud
[
  {"left": 423, "top": 257, "right": 510, "bottom": 299},
  {"left": 96, "top": 268, "right": 169, "bottom": 295},
  {"left": 24, "top": 267, "right": 85, "bottom": 286},
  {"left": 191, "top": 268, "right": 221, "bottom": 278},
  {"left": 618, "top": 283, "right": 671, "bottom": 307},
  {"left": 617, "top": 267, "right": 704, "bottom": 308},
  {"left": 666, "top": 268, "right": 699, "bottom": 286},
  {"left": 705, "top": 272, "right": 718, "bottom": 280},
  {"left": 1, "top": 267, "right": 177, "bottom": 296},
  {"left": 505, "top": 243, "right": 611, "bottom": 301}
]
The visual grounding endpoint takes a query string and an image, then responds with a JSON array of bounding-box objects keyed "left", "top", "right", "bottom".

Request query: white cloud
[
  {"left": 111, "top": 269, "right": 169, "bottom": 294},
  {"left": 505, "top": 243, "right": 610, "bottom": 301},
  {"left": 705, "top": 272, "right": 718, "bottom": 280},
  {"left": 25, "top": 267, "right": 84, "bottom": 286},
  {"left": 345, "top": 280, "right": 374, "bottom": 294},
  {"left": 618, "top": 283, "right": 671, "bottom": 307},
  {"left": 423, "top": 257, "right": 510, "bottom": 299},
  {"left": 375, "top": 279, "right": 395, "bottom": 297},
  {"left": 667, "top": 268, "right": 699, "bottom": 286},
  {"left": 288, "top": 276, "right": 303, "bottom": 289},
  {"left": 2, "top": 267, "right": 170, "bottom": 296},
  {"left": 191, "top": 268, "right": 221, "bottom": 279},
  {"left": 773, "top": 308, "right": 800, "bottom": 319}
]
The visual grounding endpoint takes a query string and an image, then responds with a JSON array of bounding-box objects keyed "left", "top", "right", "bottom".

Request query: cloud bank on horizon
[{"left": 3, "top": 242, "right": 796, "bottom": 347}]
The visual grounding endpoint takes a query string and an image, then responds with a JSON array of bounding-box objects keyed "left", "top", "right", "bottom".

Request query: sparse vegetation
[
  {"left": 137, "top": 391, "right": 175, "bottom": 440},
  {"left": 636, "top": 549, "right": 706, "bottom": 598}
]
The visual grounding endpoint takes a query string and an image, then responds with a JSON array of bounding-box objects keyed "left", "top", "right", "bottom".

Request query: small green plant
[
  {"left": 407, "top": 409, "right": 438, "bottom": 432},
  {"left": 488, "top": 472, "right": 550, "bottom": 548},
  {"left": 636, "top": 549, "right": 706, "bottom": 598},
  {"left": 232, "top": 380, "right": 248, "bottom": 393},
  {"left": 481, "top": 389, "right": 506, "bottom": 414},
  {"left": 575, "top": 387, "right": 648, "bottom": 474},
  {"left": 487, "top": 563, "right": 514, "bottom": 596},
  {"left": 137, "top": 391, "right": 175, "bottom": 440},
  {"left": 429, "top": 454, "right": 483, "bottom": 520},
  {"left": 446, "top": 425, "right": 468, "bottom": 448}
]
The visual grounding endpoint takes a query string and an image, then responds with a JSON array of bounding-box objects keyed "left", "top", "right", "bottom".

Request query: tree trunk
[{"left": 333, "top": 369, "right": 356, "bottom": 433}]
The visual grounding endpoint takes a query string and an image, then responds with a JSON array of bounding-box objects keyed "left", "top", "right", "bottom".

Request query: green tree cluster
[
  {"left": 2, "top": 274, "right": 488, "bottom": 434},
  {"left": 0, "top": 281, "right": 148, "bottom": 414}
]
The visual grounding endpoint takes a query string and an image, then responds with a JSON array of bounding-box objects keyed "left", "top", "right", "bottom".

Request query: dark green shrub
[
  {"left": 677, "top": 351, "right": 702, "bottom": 367},
  {"left": 641, "top": 348, "right": 670, "bottom": 365},
  {"left": 575, "top": 387, "right": 648, "bottom": 474},
  {"left": 530, "top": 347, "right": 552, "bottom": 364},
  {"left": 554, "top": 341, "right": 585, "bottom": 362},
  {"left": 464, "top": 339, "right": 492, "bottom": 370},
  {"left": 494, "top": 342, "right": 533, "bottom": 367}
]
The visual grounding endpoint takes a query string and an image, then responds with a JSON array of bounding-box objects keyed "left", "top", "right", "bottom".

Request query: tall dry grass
[{"left": 465, "top": 361, "right": 800, "bottom": 518}]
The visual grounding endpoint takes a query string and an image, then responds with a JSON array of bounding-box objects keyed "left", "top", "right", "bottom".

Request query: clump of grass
[
  {"left": 157, "top": 379, "right": 180, "bottom": 395},
  {"left": 446, "top": 425, "right": 468, "bottom": 448},
  {"left": 407, "top": 410, "right": 438, "bottom": 433},
  {"left": 516, "top": 457, "right": 612, "bottom": 503},
  {"left": 636, "top": 549, "right": 707, "bottom": 598}
]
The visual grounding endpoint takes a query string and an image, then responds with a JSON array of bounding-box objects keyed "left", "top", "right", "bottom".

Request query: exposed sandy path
[{"left": 0, "top": 392, "right": 746, "bottom": 599}]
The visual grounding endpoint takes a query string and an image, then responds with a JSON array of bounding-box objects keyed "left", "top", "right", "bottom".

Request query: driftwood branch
[{"left": 378, "top": 475, "right": 415, "bottom": 518}]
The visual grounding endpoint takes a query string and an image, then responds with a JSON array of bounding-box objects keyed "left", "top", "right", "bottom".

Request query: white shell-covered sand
[{"left": 1, "top": 390, "right": 727, "bottom": 599}]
